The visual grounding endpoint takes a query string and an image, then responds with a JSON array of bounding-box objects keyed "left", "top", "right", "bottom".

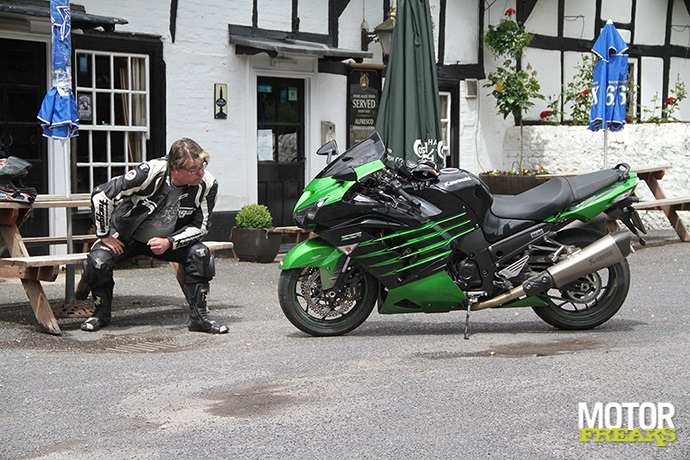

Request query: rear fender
[
  {"left": 547, "top": 173, "right": 639, "bottom": 223},
  {"left": 278, "top": 237, "right": 344, "bottom": 289}
]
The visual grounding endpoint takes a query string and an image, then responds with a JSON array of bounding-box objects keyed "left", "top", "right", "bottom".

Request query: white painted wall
[
  {"left": 444, "top": 0, "right": 479, "bottom": 65},
  {"left": 602, "top": 0, "right": 632, "bottom": 24},
  {"left": 525, "top": 0, "right": 558, "bottom": 37},
  {"left": 502, "top": 124, "right": 690, "bottom": 230},
  {"left": 564, "top": 0, "right": 595, "bottom": 40},
  {"left": 25, "top": 0, "right": 690, "bottom": 227},
  {"left": 672, "top": 0, "right": 690, "bottom": 46},
  {"left": 635, "top": 0, "right": 666, "bottom": 45}
]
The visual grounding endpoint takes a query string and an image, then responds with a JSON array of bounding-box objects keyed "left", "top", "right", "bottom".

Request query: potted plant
[
  {"left": 230, "top": 204, "right": 281, "bottom": 263},
  {"left": 483, "top": 8, "right": 544, "bottom": 174},
  {"left": 479, "top": 167, "right": 551, "bottom": 195}
]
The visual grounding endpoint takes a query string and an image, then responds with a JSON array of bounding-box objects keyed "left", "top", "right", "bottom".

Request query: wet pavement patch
[
  {"left": 417, "top": 339, "right": 601, "bottom": 359},
  {"left": 206, "top": 384, "right": 296, "bottom": 418}
]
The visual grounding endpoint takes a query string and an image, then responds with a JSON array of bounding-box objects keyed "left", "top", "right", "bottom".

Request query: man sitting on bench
[{"left": 81, "top": 138, "right": 229, "bottom": 334}]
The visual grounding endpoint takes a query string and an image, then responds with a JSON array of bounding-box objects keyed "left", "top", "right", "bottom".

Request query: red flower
[
  {"left": 505, "top": 8, "right": 517, "bottom": 16},
  {"left": 540, "top": 110, "right": 553, "bottom": 119},
  {"left": 666, "top": 97, "right": 677, "bottom": 105},
  {"left": 578, "top": 89, "right": 589, "bottom": 97}
]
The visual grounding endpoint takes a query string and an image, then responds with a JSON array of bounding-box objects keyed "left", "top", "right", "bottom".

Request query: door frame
[
  {"left": 247, "top": 60, "right": 316, "bottom": 206},
  {"left": 256, "top": 76, "right": 306, "bottom": 226}
]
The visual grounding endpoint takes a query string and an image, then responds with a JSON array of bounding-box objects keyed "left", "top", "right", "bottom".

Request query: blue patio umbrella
[
  {"left": 36, "top": 0, "right": 79, "bottom": 301},
  {"left": 37, "top": 0, "right": 79, "bottom": 140},
  {"left": 588, "top": 19, "right": 628, "bottom": 168}
]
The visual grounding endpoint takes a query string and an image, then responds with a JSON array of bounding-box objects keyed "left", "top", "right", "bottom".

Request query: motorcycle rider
[{"left": 81, "top": 137, "right": 228, "bottom": 334}]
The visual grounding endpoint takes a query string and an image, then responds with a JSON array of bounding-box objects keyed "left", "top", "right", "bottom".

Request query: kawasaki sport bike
[{"left": 278, "top": 132, "right": 647, "bottom": 337}]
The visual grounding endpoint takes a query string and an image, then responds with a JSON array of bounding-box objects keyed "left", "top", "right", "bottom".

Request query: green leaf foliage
[{"left": 235, "top": 204, "right": 274, "bottom": 229}]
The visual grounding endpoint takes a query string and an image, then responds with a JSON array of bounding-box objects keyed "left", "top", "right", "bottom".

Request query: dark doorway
[
  {"left": 256, "top": 77, "right": 305, "bottom": 227},
  {"left": 0, "top": 38, "right": 49, "bottom": 250}
]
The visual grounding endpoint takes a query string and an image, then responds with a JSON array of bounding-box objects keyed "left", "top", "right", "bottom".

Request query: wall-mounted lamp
[{"left": 361, "top": 5, "right": 396, "bottom": 62}]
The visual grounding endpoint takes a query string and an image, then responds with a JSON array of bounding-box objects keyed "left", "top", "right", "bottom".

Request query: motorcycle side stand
[
  {"left": 463, "top": 292, "right": 485, "bottom": 340},
  {"left": 463, "top": 302, "right": 471, "bottom": 340}
]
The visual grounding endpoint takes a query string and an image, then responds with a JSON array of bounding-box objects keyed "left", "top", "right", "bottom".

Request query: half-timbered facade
[{"left": 1, "top": 0, "right": 688, "bottom": 237}]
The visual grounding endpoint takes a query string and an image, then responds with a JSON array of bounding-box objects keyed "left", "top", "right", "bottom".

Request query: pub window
[
  {"left": 439, "top": 91, "right": 451, "bottom": 159},
  {"left": 74, "top": 50, "right": 150, "bottom": 192}
]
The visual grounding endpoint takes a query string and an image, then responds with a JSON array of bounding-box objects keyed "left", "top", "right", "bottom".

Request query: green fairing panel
[
  {"left": 294, "top": 160, "right": 386, "bottom": 211},
  {"left": 379, "top": 271, "right": 467, "bottom": 314},
  {"left": 546, "top": 174, "right": 639, "bottom": 223},
  {"left": 279, "top": 237, "right": 343, "bottom": 289}
]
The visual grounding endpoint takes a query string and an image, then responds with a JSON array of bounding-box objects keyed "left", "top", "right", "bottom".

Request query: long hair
[{"left": 168, "top": 138, "right": 210, "bottom": 169}]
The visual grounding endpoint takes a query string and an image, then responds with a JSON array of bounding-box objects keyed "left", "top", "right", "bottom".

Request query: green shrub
[{"left": 235, "top": 204, "right": 274, "bottom": 229}]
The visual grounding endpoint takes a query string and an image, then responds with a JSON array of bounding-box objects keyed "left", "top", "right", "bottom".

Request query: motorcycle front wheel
[
  {"left": 278, "top": 265, "right": 378, "bottom": 336},
  {"left": 531, "top": 229, "right": 631, "bottom": 330}
]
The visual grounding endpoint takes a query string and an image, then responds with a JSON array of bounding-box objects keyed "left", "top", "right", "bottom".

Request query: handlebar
[{"left": 388, "top": 178, "right": 421, "bottom": 208}]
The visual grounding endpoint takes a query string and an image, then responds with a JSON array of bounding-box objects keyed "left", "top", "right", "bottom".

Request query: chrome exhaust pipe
[{"left": 473, "top": 232, "right": 631, "bottom": 310}]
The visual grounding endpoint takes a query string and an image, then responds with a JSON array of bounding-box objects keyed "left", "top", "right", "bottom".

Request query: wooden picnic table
[
  {"left": 0, "top": 194, "right": 91, "bottom": 335},
  {"left": 1, "top": 194, "right": 236, "bottom": 334},
  {"left": 629, "top": 166, "right": 690, "bottom": 242}
]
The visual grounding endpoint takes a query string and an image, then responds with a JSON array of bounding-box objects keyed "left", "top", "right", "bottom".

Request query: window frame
[{"left": 71, "top": 33, "right": 164, "bottom": 193}]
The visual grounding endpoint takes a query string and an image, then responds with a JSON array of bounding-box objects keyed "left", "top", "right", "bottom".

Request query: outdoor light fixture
[{"left": 361, "top": 5, "right": 396, "bottom": 61}]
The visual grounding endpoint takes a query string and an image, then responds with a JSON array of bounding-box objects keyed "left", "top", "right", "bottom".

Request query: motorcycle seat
[{"left": 491, "top": 169, "right": 624, "bottom": 221}]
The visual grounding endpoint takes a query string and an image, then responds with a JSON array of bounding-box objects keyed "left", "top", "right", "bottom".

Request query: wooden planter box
[{"left": 479, "top": 174, "right": 547, "bottom": 195}]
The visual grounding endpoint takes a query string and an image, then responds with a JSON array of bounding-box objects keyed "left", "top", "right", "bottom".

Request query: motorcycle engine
[{"left": 449, "top": 257, "right": 482, "bottom": 290}]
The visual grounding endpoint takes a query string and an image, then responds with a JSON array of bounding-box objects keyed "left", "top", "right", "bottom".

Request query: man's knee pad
[
  {"left": 82, "top": 249, "right": 115, "bottom": 287},
  {"left": 184, "top": 243, "right": 215, "bottom": 282}
]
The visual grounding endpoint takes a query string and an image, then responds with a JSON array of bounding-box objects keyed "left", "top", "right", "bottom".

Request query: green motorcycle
[{"left": 278, "top": 132, "right": 646, "bottom": 337}]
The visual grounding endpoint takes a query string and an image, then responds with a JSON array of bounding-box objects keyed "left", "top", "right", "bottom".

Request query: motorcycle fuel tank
[{"left": 414, "top": 168, "right": 493, "bottom": 221}]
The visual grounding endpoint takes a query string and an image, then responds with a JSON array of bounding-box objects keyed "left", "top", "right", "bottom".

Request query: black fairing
[
  {"left": 482, "top": 212, "right": 536, "bottom": 243},
  {"left": 308, "top": 167, "right": 498, "bottom": 290},
  {"left": 412, "top": 168, "right": 493, "bottom": 223}
]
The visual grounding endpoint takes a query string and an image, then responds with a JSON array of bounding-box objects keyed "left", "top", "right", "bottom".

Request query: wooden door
[{"left": 256, "top": 77, "right": 305, "bottom": 227}]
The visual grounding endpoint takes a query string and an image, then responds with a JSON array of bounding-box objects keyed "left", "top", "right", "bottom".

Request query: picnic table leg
[
  {"left": 1, "top": 222, "right": 61, "bottom": 334},
  {"left": 665, "top": 204, "right": 690, "bottom": 242},
  {"left": 74, "top": 276, "right": 91, "bottom": 300},
  {"left": 21, "top": 279, "right": 61, "bottom": 335},
  {"left": 641, "top": 173, "right": 690, "bottom": 242},
  {"left": 170, "top": 262, "right": 185, "bottom": 291}
]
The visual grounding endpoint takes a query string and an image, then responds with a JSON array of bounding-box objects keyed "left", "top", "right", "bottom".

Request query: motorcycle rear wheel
[
  {"left": 278, "top": 265, "right": 378, "bottom": 336},
  {"left": 531, "top": 230, "right": 631, "bottom": 330}
]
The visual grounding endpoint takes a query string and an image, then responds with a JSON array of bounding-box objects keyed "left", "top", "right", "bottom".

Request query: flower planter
[{"left": 230, "top": 227, "right": 281, "bottom": 263}]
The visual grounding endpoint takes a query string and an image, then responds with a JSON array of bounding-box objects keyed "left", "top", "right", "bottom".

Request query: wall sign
[
  {"left": 214, "top": 83, "right": 227, "bottom": 119},
  {"left": 347, "top": 64, "right": 384, "bottom": 148}
]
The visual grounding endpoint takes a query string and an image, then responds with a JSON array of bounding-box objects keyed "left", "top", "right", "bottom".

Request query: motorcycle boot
[
  {"left": 185, "top": 283, "right": 228, "bottom": 334},
  {"left": 81, "top": 250, "right": 114, "bottom": 332},
  {"left": 81, "top": 288, "right": 113, "bottom": 332}
]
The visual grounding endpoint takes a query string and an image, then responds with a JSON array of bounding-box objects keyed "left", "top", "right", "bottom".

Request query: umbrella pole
[
  {"left": 603, "top": 129, "right": 608, "bottom": 169},
  {"left": 62, "top": 140, "right": 75, "bottom": 303}
]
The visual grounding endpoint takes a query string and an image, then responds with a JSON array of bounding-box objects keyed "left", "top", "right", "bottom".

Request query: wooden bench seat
[
  {"left": 0, "top": 253, "right": 88, "bottom": 267},
  {"left": 0, "top": 253, "right": 88, "bottom": 282},
  {"left": 22, "top": 234, "right": 98, "bottom": 247},
  {"left": 633, "top": 197, "right": 690, "bottom": 212},
  {"left": 632, "top": 196, "right": 690, "bottom": 242},
  {"left": 74, "top": 240, "right": 235, "bottom": 301},
  {"left": 273, "top": 226, "right": 313, "bottom": 244}
]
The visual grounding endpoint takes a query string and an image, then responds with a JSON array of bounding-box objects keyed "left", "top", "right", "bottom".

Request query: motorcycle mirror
[
  {"left": 316, "top": 140, "right": 339, "bottom": 157},
  {"left": 333, "top": 167, "right": 357, "bottom": 182}
]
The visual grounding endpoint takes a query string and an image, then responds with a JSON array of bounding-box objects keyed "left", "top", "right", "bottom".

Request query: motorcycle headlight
[{"left": 294, "top": 196, "right": 328, "bottom": 227}]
